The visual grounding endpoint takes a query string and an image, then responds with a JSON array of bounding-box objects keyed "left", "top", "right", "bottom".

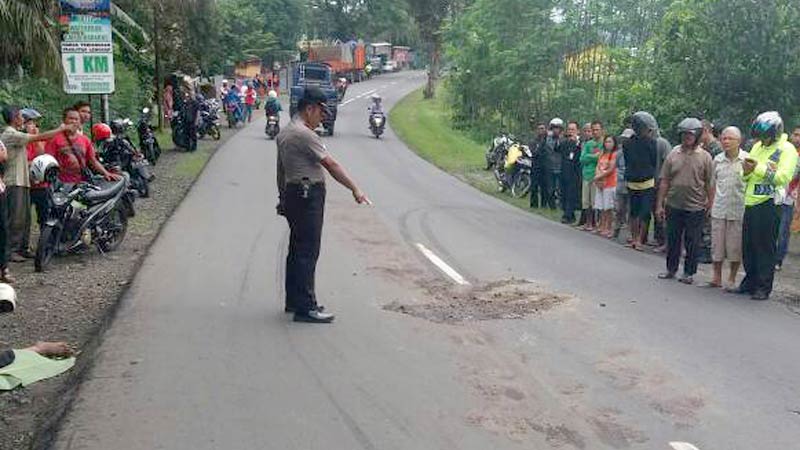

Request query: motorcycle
[
  {"left": 197, "top": 99, "right": 221, "bottom": 140},
  {"left": 137, "top": 107, "right": 162, "bottom": 165},
  {"left": 486, "top": 133, "right": 514, "bottom": 170},
  {"left": 265, "top": 115, "right": 280, "bottom": 139},
  {"left": 100, "top": 119, "right": 153, "bottom": 199},
  {"left": 369, "top": 112, "right": 386, "bottom": 139},
  {"left": 336, "top": 78, "right": 348, "bottom": 103},
  {"left": 494, "top": 142, "right": 532, "bottom": 195},
  {"left": 34, "top": 173, "right": 134, "bottom": 273},
  {"left": 509, "top": 145, "right": 534, "bottom": 198}
]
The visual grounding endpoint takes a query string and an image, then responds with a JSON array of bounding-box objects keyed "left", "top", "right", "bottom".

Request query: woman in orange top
[{"left": 594, "top": 135, "right": 619, "bottom": 238}]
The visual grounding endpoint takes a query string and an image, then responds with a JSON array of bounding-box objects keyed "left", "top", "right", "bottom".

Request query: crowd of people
[
  {"left": 525, "top": 111, "right": 800, "bottom": 300},
  {"left": 0, "top": 101, "right": 121, "bottom": 283}
]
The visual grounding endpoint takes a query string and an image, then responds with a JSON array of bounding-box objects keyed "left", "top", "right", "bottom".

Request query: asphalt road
[{"left": 53, "top": 72, "right": 800, "bottom": 450}]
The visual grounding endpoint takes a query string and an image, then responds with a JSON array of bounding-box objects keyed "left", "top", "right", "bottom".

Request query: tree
[
  {"left": 0, "top": 0, "right": 61, "bottom": 78},
  {"left": 406, "top": 0, "right": 453, "bottom": 98}
]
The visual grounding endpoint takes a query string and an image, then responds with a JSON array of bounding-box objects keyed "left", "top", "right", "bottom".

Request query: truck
[
  {"left": 290, "top": 62, "right": 339, "bottom": 136},
  {"left": 307, "top": 41, "right": 367, "bottom": 83}
]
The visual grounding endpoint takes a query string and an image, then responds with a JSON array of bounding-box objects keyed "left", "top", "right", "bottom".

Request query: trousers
[
  {"left": 776, "top": 203, "right": 794, "bottom": 265},
  {"left": 666, "top": 207, "right": 704, "bottom": 276},
  {"left": 283, "top": 183, "right": 326, "bottom": 314},
  {"left": 529, "top": 167, "right": 554, "bottom": 209},
  {"left": 6, "top": 186, "right": 30, "bottom": 254},
  {"left": 741, "top": 200, "right": 779, "bottom": 295}
]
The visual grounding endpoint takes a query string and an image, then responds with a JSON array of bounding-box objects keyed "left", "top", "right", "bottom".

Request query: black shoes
[
  {"left": 285, "top": 304, "right": 325, "bottom": 313},
  {"left": 658, "top": 272, "right": 676, "bottom": 280},
  {"left": 678, "top": 275, "right": 694, "bottom": 285},
  {"left": 293, "top": 309, "right": 335, "bottom": 323},
  {"left": 750, "top": 291, "right": 770, "bottom": 301}
]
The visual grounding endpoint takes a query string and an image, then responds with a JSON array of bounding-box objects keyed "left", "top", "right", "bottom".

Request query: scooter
[
  {"left": 265, "top": 115, "right": 280, "bottom": 139},
  {"left": 101, "top": 119, "right": 153, "bottom": 199},
  {"left": 197, "top": 99, "right": 221, "bottom": 140},
  {"left": 369, "top": 112, "right": 386, "bottom": 138}
]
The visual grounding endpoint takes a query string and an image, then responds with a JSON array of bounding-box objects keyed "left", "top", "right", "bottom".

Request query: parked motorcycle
[
  {"left": 32, "top": 156, "right": 134, "bottom": 272},
  {"left": 100, "top": 119, "right": 153, "bottom": 199},
  {"left": 224, "top": 99, "right": 244, "bottom": 129},
  {"left": 197, "top": 99, "right": 221, "bottom": 140},
  {"left": 485, "top": 133, "right": 514, "bottom": 170},
  {"left": 494, "top": 142, "right": 531, "bottom": 194},
  {"left": 369, "top": 112, "right": 386, "bottom": 138},
  {"left": 137, "top": 107, "right": 161, "bottom": 165},
  {"left": 265, "top": 115, "right": 280, "bottom": 139}
]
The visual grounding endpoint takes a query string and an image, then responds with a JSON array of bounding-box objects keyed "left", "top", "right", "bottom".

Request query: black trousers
[
  {"left": 560, "top": 174, "right": 579, "bottom": 222},
  {"left": 741, "top": 200, "right": 779, "bottom": 295},
  {"left": 30, "top": 188, "right": 48, "bottom": 229},
  {"left": 283, "top": 183, "right": 326, "bottom": 313},
  {"left": 529, "top": 167, "right": 551, "bottom": 208},
  {"left": 666, "top": 207, "right": 704, "bottom": 276},
  {"left": 6, "top": 186, "right": 30, "bottom": 254},
  {"left": 0, "top": 192, "right": 9, "bottom": 269}
]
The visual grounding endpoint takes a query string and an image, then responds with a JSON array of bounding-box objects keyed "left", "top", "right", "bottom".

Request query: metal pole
[{"left": 100, "top": 94, "right": 110, "bottom": 123}]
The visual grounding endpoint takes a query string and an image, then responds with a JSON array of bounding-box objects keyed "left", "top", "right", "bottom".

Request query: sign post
[{"left": 60, "top": 1, "right": 115, "bottom": 121}]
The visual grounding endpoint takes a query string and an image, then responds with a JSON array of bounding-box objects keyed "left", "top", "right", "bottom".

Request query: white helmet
[
  {"left": 549, "top": 118, "right": 564, "bottom": 129},
  {"left": 371, "top": 94, "right": 382, "bottom": 103},
  {"left": 0, "top": 283, "right": 17, "bottom": 313},
  {"left": 268, "top": 90, "right": 278, "bottom": 99},
  {"left": 30, "top": 154, "right": 59, "bottom": 185}
]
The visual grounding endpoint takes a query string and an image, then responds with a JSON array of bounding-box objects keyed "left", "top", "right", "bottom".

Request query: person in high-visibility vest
[{"left": 737, "top": 111, "right": 799, "bottom": 300}]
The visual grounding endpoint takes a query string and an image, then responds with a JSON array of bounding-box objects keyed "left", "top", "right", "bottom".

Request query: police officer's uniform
[{"left": 276, "top": 103, "right": 330, "bottom": 318}]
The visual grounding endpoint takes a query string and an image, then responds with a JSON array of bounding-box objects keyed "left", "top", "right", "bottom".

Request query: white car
[{"left": 382, "top": 61, "right": 396, "bottom": 72}]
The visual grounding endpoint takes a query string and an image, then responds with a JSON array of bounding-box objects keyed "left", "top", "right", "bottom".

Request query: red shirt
[{"left": 44, "top": 133, "right": 96, "bottom": 184}]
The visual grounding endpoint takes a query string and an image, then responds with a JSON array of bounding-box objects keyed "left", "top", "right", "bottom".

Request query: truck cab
[{"left": 290, "top": 63, "right": 339, "bottom": 136}]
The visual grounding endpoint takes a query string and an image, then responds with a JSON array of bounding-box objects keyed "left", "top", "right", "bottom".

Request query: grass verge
[{"left": 390, "top": 88, "right": 561, "bottom": 221}]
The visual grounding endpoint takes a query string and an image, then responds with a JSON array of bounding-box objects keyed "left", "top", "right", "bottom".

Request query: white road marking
[
  {"left": 415, "top": 243, "right": 470, "bottom": 285},
  {"left": 339, "top": 89, "right": 378, "bottom": 107},
  {"left": 669, "top": 442, "right": 701, "bottom": 450}
]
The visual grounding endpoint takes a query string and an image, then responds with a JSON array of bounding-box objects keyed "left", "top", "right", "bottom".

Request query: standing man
[
  {"left": 547, "top": 118, "right": 565, "bottom": 210},
  {"left": 581, "top": 123, "right": 593, "bottom": 145},
  {"left": 276, "top": 87, "right": 371, "bottom": 323},
  {"left": 528, "top": 122, "right": 549, "bottom": 209},
  {"left": 656, "top": 118, "right": 715, "bottom": 285},
  {"left": 1, "top": 107, "right": 75, "bottom": 263},
  {"left": 739, "top": 112, "right": 799, "bottom": 300},
  {"left": 579, "top": 121, "right": 604, "bottom": 231},
  {"left": 775, "top": 126, "right": 800, "bottom": 271},
  {"left": 708, "top": 127, "right": 747, "bottom": 289},
  {"left": 558, "top": 121, "right": 582, "bottom": 224},
  {"left": 73, "top": 101, "right": 92, "bottom": 134},
  {"left": 622, "top": 111, "right": 658, "bottom": 251},
  {"left": 701, "top": 120, "right": 723, "bottom": 157}
]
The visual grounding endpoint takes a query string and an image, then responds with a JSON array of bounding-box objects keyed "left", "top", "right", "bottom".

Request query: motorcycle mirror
[{"left": 142, "top": 107, "right": 150, "bottom": 114}]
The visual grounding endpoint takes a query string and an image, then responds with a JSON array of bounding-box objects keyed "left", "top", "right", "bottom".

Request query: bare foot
[{"left": 28, "top": 342, "right": 74, "bottom": 358}]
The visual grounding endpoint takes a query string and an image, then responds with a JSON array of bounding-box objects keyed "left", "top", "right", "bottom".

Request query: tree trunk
[
  {"left": 424, "top": 38, "right": 441, "bottom": 99},
  {"left": 153, "top": 1, "right": 164, "bottom": 129}
]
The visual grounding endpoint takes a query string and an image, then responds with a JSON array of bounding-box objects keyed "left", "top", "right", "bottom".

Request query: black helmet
[
  {"left": 750, "top": 111, "right": 783, "bottom": 141},
  {"left": 631, "top": 111, "right": 658, "bottom": 136},
  {"left": 677, "top": 117, "right": 703, "bottom": 142}
]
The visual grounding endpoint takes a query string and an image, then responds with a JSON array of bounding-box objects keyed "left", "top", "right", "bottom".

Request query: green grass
[
  {"left": 390, "top": 88, "right": 561, "bottom": 222},
  {"left": 175, "top": 147, "right": 212, "bottom": 178}
]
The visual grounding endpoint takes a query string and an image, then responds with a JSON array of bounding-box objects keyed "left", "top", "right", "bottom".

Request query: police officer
[{"left": 276, "top": 87, "right": 371, "bottom": 323}]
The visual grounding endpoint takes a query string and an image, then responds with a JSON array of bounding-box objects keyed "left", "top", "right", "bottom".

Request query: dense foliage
[{"left": 445, "top": 0, "right": 800, "bottom": 139}]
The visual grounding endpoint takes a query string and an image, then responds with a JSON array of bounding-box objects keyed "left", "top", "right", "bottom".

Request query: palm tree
[{"left": 0, "top": 0, "right": 60, "bottom": 78}]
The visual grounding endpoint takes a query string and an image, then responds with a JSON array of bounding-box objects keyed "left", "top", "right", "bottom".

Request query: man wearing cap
[
  {"left": 2, "top": 106, "right": 76, "bottom": 263},
  {"left": 276, "top": 87, "right": 371, "bottom": 323}
]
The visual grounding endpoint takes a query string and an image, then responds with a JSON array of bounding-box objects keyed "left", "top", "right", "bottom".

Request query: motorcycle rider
[
  {"left": 264, "top": 90, "right": 283, "bottom": 119},
  {"left": 368, "top": 94, "right": 385, "bottom": 127}
]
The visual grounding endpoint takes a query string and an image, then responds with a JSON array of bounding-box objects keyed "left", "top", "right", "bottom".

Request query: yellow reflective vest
[{"left": 743, "top": 133, "right": 799, "bottom": 206}]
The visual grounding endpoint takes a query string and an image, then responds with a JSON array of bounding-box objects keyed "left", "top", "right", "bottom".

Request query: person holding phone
[{"left": 738, "top": 112, "right": 799, "bottom": 300}]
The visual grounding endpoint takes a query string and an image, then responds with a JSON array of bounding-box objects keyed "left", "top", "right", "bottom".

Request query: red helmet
[{"left": 91, "top": 123, "right": 112, "bottom": 141}]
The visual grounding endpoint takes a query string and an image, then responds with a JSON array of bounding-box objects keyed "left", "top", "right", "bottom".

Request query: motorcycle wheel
[
  {"left": 98, "top": 208, "right": 128, "bottom": 253},
  {"left": 210, "top": 125, "right": 221, "bottom": 141},
  {"left": 34, "top": 225, "right": 60, "bottom": 273},
  {"left": 511, "top": 172, "right": 532, "bottom": 198}
]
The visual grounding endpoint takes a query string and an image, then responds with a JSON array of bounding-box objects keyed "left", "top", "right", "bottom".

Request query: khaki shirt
[
  {"left": 276, "top": 119, "right": 329, "bottom": 191},
  {"left": 0, "top": 126, "right": 31, "bottom": 188},
  {"left": 711, "top": 150, "right": 748, "bottom": 220},
  {"left": 660, "top": 145, "right": 714, "bottom": 211}
]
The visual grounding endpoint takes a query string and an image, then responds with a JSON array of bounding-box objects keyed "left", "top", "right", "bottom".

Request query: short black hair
[
  {"left": 73, "top": 100, "right": 91, "bottom": 111},
  {"left": 62, "top": 107, "right": 79, "bottom": 121},
  {"left": 2, "top": 106, "right": 20, "bottom": 124},
  {"left": 568, "top": 121, "right": 580, "bottom": 128},
  {"left": 591, "top": 120, "right": 604, "bottom": 128}
]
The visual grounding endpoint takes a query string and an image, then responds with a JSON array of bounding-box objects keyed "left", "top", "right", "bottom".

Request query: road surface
[{"left": 54, "top": 72, "right": 800, "bottom": 450}]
